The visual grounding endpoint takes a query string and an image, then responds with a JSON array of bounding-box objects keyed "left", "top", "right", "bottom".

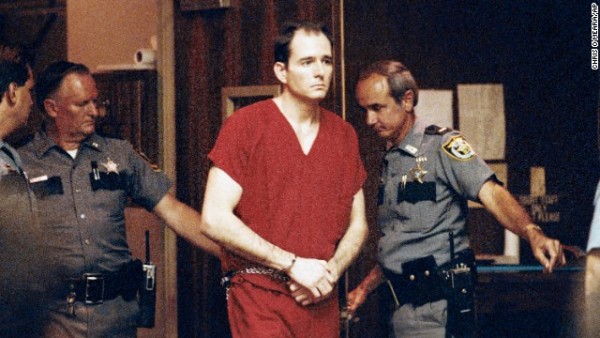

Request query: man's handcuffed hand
[{"left": 287, "top": 258, "right": 339, "bottom": 306}]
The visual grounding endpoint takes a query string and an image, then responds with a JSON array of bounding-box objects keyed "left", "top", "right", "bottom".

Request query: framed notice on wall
[
  {"left": 457, "top": 84, "right": 506, "bottom": 160},
  {"left": 180, "top": 0, "right": 231, "bottom": 11},
  {"left": 414, "top": 89, "right": 454, "bottom": 129},
  {"left": 221, "top": 85, "right": 281, "bottom": 120}
]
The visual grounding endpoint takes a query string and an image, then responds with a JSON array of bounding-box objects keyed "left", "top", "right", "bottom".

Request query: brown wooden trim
[{"left": 157, "top": 1, "right": 178, "bottom": 337}]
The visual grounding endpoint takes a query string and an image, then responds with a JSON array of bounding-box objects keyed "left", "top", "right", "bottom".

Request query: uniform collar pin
[
  {"left": 0, "top": 162, "right": 17, "bottom": 175},
  {"left": 405, "top": 144, "right": 418, "bottom": 155}
]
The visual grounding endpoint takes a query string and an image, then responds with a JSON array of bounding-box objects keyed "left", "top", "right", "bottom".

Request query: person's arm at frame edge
[
  {"left": 152, "top": 192, "right": 223, "bottom": 258},
  {"left": 346, "top": 264, "right": 385, "bottom": 316}
]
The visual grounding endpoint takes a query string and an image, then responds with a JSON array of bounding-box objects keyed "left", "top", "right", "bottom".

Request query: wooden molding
[{"left": 157, "top": 1, "right": 178, "bottom": 337}]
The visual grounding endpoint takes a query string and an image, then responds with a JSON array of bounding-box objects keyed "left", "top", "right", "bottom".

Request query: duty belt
[
  {"left": 383, "top": 249, "right": 476, "bottom": 307},
  {"left": 67, "top": 273, "right": 123, "bottom": 304},
  {"left": 221, "top": 266, "right": 290, "bottom": 299},
  {"left": 384, "top": 255, "right": 446, "bottom": 307},
  {"left": 65, "top": 260, "right": 142, "bottom": 305}
]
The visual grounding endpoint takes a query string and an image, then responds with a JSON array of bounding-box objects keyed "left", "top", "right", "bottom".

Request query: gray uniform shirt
[
  {"left": 19, "top": 132, "right": 171, "bottom": 279},
  {"left": 378, "top": 118, "right": 495, "bottom": 274},
  {"left": 0, "top": 140, "right": 41, "bottom": 280},
  {"left": 0, "top": 140, "right": 49, "bottom": 336}
]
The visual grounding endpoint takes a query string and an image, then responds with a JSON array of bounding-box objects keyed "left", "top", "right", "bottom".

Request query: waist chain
[{"left": 220, "top": 266, "right": 290, "bottom": 299}]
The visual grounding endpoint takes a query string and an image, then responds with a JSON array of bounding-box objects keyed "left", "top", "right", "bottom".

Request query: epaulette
[
  {"left": 136, "top": 149, "right": 162, "bottom": 173},
  {"left": 424, "top": 125, "right": 452, "bottom": 135}
]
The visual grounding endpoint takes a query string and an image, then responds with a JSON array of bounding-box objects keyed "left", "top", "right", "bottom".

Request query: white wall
[{"left": 67, "top": 0, "right": 158, "bottom": 71}]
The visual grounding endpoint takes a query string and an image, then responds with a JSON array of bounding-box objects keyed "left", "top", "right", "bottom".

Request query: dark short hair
[
  {"left": 35, "top": 61, "right": 90, "bottom": 113},
  {"left": 358, "top": 60, "right": 419, "bottom": 107},
  {"left": 0, "top": 44, "right": 32, "bottom": 103},
  {"left": 274, "top": 20, "right": 332, "bottom": 64}
]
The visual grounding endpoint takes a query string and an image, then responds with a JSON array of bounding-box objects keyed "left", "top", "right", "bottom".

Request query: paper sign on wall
[
  {"left": 414, "top": 89, "right": 454, "bottom": 129},
  {"left": 457, "top": 84, "right": 506, "bottom": 160}
]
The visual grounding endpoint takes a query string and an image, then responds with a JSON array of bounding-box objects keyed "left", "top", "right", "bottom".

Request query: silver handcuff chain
[{"left": 221, "top": 266, "right": 290, "bottom": 299}]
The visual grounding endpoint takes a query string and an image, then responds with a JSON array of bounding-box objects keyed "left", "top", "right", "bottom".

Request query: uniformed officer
[
  {"left": 0, "top": 43, "right": 51, "bottom": 337},
  {"left": 346, "top": 60, "right": 566, "bottom": 337},
  {"left": 18, "top": 60, "right": 221, "bottom": 337}
]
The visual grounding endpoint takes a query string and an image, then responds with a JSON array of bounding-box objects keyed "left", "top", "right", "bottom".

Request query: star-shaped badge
[
  {"left": 101, "top": 158, "right": 120, "bottom": 174},
  {"left": 409, "top": 156, "right": 428, "bottom": 183},
  {"left": 0, "top": 161, "right": 17, "bottom": 176}
]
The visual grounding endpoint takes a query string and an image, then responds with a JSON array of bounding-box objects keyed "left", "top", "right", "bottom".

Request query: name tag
[
  {"left": 397, "top": 182, "right": 436, "bottom": 204},
  {"left": 30, "top": 176, "right": 64, "bottom": 198},
  {"left": 29, "top": 175, "right": 49, "bottom": 183},
  {"left": 89, "top": 172, "right": 126, "bottom": 191}
]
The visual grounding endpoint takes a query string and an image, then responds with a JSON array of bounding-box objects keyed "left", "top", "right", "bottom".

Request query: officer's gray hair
[{"left": 358, "top": 60, "right": 419, "bottom": 107}]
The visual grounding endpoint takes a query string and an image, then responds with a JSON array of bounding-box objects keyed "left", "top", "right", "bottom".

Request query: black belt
[
  {"left": 67, "top": 273, "right": 123, "bottom": 304},
  {"left": 384, "top": 255, "right": 446, "bottom": 307},
  {"left": 66, "top": 261, "right": 142, "bottom": 305},
  {"left": 386, "top": 272, "right": 446, "bottom": 307},
  {"left": 384, "top": 250, "right": 476, "bottom": 307}
]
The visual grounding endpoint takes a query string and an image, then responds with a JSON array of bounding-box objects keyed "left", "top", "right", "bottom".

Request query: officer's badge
[
  {"left": 101, "top": 158, "right": 120, "bottom": 174},
  {"left": 409, "top": 156, "right": 428, "bottom": 183},
  {"left": 0, "top": 160, "right": 17, "bottom": 176},
  {"left": 442, "top": 135, "right": 476, "bottom": 161}
]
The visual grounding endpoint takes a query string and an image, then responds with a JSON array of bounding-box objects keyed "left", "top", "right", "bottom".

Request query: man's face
[
  {"left": 356, "top": 74, "right": 413, "bottom": 144},
  {"left": 279, "top": 30, "right": 333, "bottom": 102},
  {"left": 48, "top": 73, "right": 100, "bottom": 142},
  {"left": 13, "top": 71, "right": 34, "bottom": 127}
]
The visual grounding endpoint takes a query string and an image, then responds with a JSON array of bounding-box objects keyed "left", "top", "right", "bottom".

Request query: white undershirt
[{"left": 66, "top": 149, "right": 78, "bottom": 159}]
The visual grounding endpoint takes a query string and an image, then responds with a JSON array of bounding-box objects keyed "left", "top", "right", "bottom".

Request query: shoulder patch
[
  {"left": 425, "top": 125, "right": 452, "bottom": 135},
  {"left": 442, "top": 135, "right": 476, "bottom": 161},
  {"left": 136, "top": 150, "right": 162, "bottom": 173}
]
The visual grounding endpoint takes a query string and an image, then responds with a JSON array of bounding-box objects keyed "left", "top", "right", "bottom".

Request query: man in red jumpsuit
[{"left": 201, "top": 20, "right": 369, "bottom": 337}]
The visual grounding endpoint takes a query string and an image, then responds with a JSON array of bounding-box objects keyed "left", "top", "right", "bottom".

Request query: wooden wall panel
[{"left": 174, "top": 8, "right": 227, "bottom": 338}]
